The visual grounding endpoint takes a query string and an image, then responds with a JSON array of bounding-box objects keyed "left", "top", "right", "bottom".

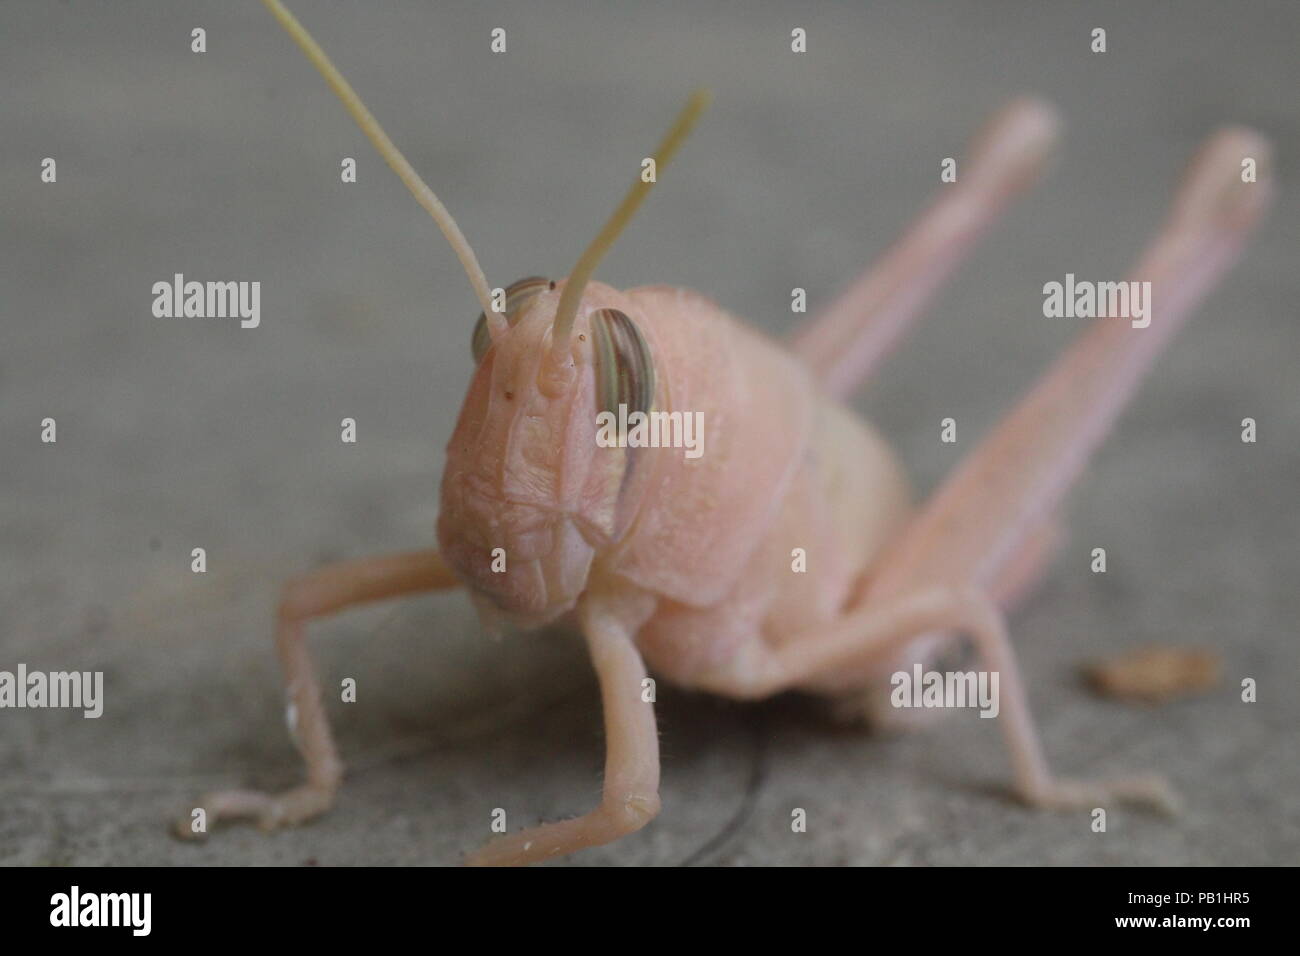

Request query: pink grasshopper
[{"left": 182, "top": 0, "right": 1273, "bottom": 865}]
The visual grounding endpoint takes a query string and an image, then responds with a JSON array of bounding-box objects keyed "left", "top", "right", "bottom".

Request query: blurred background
[{"left": 2, "top": 0, "right": 1296, "bottom": 865}]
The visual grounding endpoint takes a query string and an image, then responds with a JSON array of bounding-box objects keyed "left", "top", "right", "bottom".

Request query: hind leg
[
  {"left": 740, "top": 128, "right": 1269, "bottom": 808},
  {"left": 991, "top": 516, "right": 1061, "bottom": 612},
  {"left": 792, "top": 97, "right": 1061, "bottom": 398}
]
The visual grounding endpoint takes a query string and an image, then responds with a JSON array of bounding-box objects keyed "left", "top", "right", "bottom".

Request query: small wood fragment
[{"left": 1084, "top": 645, "right": 1221, "bottom": 703}]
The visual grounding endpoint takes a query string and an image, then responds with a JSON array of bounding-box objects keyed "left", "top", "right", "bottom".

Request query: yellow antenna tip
[{"left": 550, "top": 89, "right": 712, "bottom": 354}]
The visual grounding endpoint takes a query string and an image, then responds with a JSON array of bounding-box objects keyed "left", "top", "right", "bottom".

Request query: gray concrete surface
[{"left": 2, "top": 0, "right": 1297, "bottom": 866}]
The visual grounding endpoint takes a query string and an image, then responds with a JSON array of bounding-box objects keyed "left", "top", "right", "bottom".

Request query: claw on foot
[
  {"left": 171, "top": 784, "right": 335, "bottom": 840},
  {"left": 464, "top": 795, "right": 660, "bottom": 867},
  {"left": 1022, "top": 773, "right": 1180, "bottom": 815}
]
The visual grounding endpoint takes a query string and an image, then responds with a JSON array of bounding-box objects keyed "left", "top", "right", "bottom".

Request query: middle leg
[{"left": 701, "top": 584, "right": 1174, "bottom": 811}]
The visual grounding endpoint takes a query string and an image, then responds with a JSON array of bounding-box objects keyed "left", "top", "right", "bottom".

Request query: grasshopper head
[
  {"left": 437, "top": 278, "right": 654, "bottom": 627},
  {"left": 260, "top": 2, "right": 705, "bottom": 625},
  {"left": 431, "top": 85, "right": 700, "bottom": 628},
  {"left": 431, "top": 77, "right": 702, "bottom": 629}
]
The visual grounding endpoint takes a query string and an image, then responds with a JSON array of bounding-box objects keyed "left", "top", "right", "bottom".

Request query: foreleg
[
  {"left": 464, "top": 596, "right": 661, "bottom": 866},
  {"left": 176, "top": 549, "right": 462, "bottom": 837}
]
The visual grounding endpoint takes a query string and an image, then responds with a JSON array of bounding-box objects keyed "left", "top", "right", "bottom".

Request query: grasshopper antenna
[
  {"left": 549, "top": 89, "right": 711, "bottom": 360},
  {"left": 260, "top": 0, "right": 501, "bottom": 334}
]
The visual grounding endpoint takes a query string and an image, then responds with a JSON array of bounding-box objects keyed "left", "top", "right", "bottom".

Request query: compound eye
[
  {"left": 471, "top": 276, "right": 551, "bottom": 362},
  {"left": 590, "top": 308, "right": 655, "bottom": 418}
]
